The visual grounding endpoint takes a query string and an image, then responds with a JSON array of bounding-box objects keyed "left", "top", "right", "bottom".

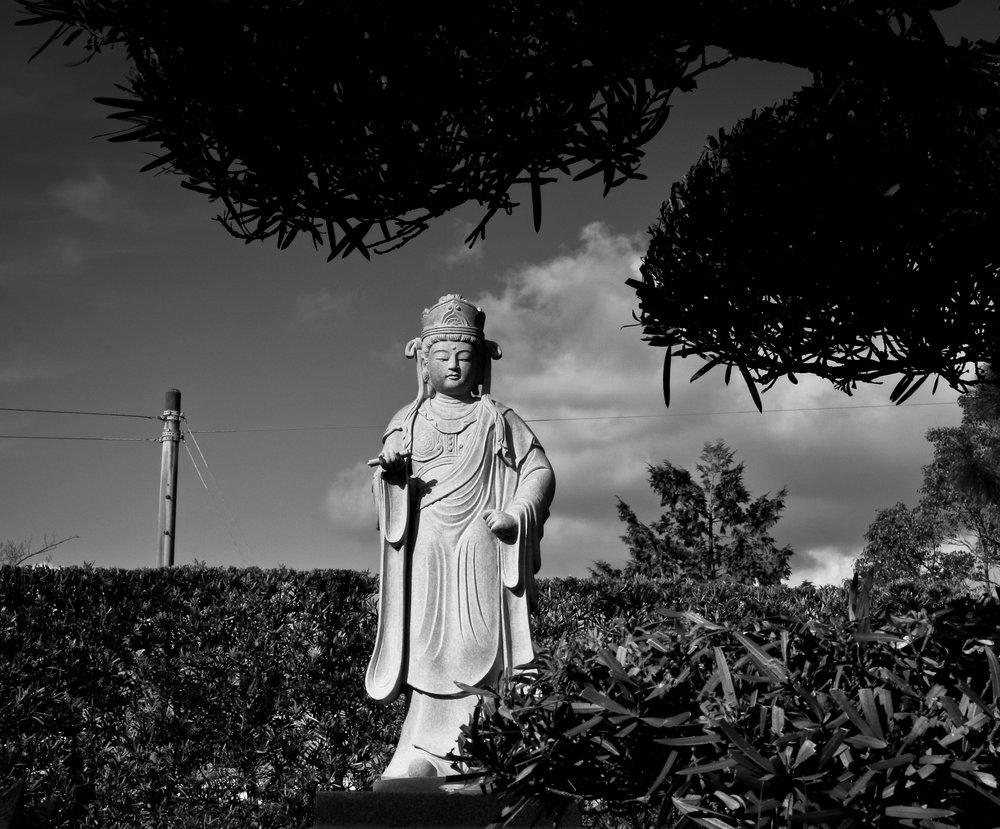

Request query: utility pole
[{"left": 157, "top": 388, "right": 182, "bottom": 567}]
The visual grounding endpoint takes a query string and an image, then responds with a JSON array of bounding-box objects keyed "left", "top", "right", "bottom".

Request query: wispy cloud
[
  {"left": 444, "top": 241, "right": 484, "bottom": 267},
  {"left": 325, "top": 461, "right": 377, "bottom": 540},
  {"left": 295, "top": 288, "right": 354, "bottom": 326},
  {"left": 0, "top": 356, "right": 65, "bottom": 386},
  {"left": 51, "top": 171, "right": 114, "bottom": 222},
  {"left": 443, "top": 221, "right": 485, "bottom": 267}
]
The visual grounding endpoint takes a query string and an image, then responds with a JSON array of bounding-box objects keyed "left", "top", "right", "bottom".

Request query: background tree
[
  {"left": 858, "top": 502, "right": 975, "bottom": 586},
  {"left": 14, "top": 1, "right": 1000, "bottom": 400},
  {"left": 860, "top": 366, "right": 1000, "bottom": 588},
  {"left": 608, "top": 440, "right": 793, "bottom": 584},
  {"left": 0, "top": 534, "right": 77, "bottom": 566}
]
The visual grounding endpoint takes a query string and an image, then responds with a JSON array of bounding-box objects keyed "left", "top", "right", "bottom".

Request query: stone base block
[{"left": 312, "top": 788, "right": 581, "bottom": 828}]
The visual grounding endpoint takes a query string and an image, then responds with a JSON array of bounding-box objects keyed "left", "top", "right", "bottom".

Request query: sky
[{"left": 2, "top": 5, "right": 998, "bottom": 583}]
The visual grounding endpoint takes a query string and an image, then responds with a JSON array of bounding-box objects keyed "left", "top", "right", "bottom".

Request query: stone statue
[{"left": 364, "top": 294, "right": 555, "bottom": 784}]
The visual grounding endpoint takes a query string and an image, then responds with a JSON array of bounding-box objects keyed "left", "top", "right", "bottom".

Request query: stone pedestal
[{"left": 312, "top": 785, "right": 582, "bottom": 828}]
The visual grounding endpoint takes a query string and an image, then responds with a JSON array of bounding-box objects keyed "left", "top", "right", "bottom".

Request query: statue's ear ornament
[{"left": 404, "top": 337, "right": 422, "bottom": 359}]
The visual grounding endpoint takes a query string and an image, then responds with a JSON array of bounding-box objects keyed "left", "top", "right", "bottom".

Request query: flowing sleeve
[
  {"left": 364, "top": 416, "right": 414, "bottom": 705},
  {"left": 497, "top": 409, "right": 555, "bottom": 603}
]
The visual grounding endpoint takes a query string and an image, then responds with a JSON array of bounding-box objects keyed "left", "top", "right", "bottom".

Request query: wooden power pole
[{"left": 157, "top": 388, "right": 182, "bottom": 567}]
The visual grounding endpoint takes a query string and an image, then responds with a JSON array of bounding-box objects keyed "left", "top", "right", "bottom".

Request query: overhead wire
[
  {"left": 0, "top": 406, "right": 157, "bottom": 420},
  {"left": 181, "top": 419, "right": 255, "bottom": 565},
  {"left": 0, "top": 404, "right": 159, "bottom": 441},
  {"left": 0, "top": 399, "right": 959, "bottom": 441},
  {"left": 0, "top": 434, "right": 157, "bottom": 441},
  {"left": 525, "top": 400, "right": 959, "bottom": 422},
  {"left": 184, "top": 399, "right": 960, "bottom": 435}
]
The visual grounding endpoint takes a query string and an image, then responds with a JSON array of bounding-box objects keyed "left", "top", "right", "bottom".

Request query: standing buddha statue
[{"left": 364, "top": 294, "right": 555, "bottom": 784}]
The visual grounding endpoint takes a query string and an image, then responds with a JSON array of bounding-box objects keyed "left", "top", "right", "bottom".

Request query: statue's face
[{"left": 426, "top": 340, "right": 481, "bottom": 398}]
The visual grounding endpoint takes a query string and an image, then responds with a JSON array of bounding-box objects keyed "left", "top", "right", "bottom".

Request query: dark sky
[{"left": 2, "top": 4, "right": 996, "bottom": 580}]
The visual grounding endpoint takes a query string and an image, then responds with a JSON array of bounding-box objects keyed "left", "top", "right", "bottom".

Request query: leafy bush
[
  {"left": 459, "top": 580, "right": 1000, "bottom": 828},
  {"left": 0, "top": 565, "right": 399, "bottom": 828}
]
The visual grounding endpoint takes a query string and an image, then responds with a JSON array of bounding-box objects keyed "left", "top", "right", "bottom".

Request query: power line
[
  {"left": 0, "top": 434, "right": 156, "bottom": 441},
  {"left": 0, "top": 406, "right": 156, "bottom": 420},
  {"left": 185, "top": 400, "right": 959, "bottom": 434},
  {"left": 0, "top": 399, "right": 960, "bottom": 440},
  {"left": 182, "top": 420, "right": 256, "bottom": 564},
  {"left": 526, "top": 400, "right": 959, "bottom": 422},
  {"left": 188, "top": 424, "right": 373, "bottom": 434}
]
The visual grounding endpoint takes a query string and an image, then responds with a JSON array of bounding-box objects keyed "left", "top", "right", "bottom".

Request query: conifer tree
[{"left": 611, "top": 440, "right": 793, "bottom": 584}]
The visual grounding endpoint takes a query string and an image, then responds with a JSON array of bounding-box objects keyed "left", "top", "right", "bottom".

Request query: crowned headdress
[{"left": 420, "top": 294, "right": 486, "bottom": 340}]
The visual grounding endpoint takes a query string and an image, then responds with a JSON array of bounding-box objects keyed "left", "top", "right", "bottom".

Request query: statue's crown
[{"left": 420, "top": 294, "right": 485, "bottom": 339}]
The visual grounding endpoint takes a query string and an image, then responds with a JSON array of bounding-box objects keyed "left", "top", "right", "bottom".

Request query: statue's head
[{"left": 408, "top": 294, "right": 501, "bottom": 399}]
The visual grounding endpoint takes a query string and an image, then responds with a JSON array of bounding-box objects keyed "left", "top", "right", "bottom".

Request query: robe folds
[{"left": 364, "top": 396, "right": 554, "bottom": 704}]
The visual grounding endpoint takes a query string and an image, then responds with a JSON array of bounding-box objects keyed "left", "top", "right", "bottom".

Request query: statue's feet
[
  {"left": 407, "top": 758, "right": 439, "bottom": 778},
  {"left": 374, "top": 757, "right": 451, "bottom": 792}
]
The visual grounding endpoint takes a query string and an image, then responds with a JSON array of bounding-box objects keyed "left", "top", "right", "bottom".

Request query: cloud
[
  {"left": 443, "top": 221, "right": 485, "bottom": 267},
  {"left": 51, "top": 171, "right": 114, "bottom": 222},
  {"left": 475, "top": 222, "right": 651, "bottom": 415},
  {"left": 295, "top": 288, "right": 354, "bottom": 326},
  {"left": 325, "top": 461, "right": 378, "bottom": 539},
  {"left": 444, "top": 241, "right": 484, "bottom": 267},
  {"left": 788, "top": 547, "right": 858, "bottom": 587},
  {"left": 327, "top": 222, "right": 963, "bottom": 583},
  {"left": 464, "top": 222, "right": 676, "bottom": 574},
  {"left": 0, "top": 356, "right": 65, "bottom": 386},
  {"left": 466, "top": 222, "right": 960, "bottom": 582}
]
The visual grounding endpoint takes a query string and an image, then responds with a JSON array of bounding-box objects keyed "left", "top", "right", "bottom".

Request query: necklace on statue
[{"left": 423, "top": 395, "right": 479, "bottom": 433}]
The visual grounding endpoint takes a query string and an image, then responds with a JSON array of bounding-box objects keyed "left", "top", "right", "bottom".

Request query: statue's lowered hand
[
  {"left": 367, "top": 432, "right": 408, "bottom": 471},
  {"left": 483, "top": 510, "right": 517, "bottom": 542},
  {"left": 367, "top": 448, "right": 407, "bottom": 471}
]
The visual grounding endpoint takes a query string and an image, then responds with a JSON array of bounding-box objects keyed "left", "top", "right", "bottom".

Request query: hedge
[
  {"left": 2, "top": 566, "right": 994, "bottom": 828},
  {"left": 0, "top": 565, "right": 397, "bottom": 828}
]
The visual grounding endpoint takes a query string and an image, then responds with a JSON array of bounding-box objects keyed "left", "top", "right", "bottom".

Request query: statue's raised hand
[{"left": 483, "top": 510, "right": 517, "bottom": 542}]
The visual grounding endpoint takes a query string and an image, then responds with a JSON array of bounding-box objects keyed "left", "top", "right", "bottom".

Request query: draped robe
[{"left": 365, "top": 395, "right": 554, "bottom": 703}]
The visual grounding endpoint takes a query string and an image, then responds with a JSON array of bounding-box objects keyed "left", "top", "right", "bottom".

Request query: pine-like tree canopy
[{"left": 609, "top": 440, "right": 793, "bottom": 584}]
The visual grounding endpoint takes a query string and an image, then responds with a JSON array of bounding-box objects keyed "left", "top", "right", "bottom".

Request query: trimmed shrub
[{"left": 0, "top": 565, "right": 398, "bottom": 828}]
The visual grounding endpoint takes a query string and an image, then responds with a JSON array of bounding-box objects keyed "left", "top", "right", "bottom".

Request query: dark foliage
[
  {"left": 632, "top": 48, "right": 1000, "bottom": 404},
  {"left": 0, "top": 565, "right": 396, "bottom": 828},
  {"left": 13, "top": 1, "right": 973, "bottom": 262},
  {"left": 14, "top": 1, "right": 1000, "bottom": 400},
  {"left": 14, "top": 1, "right": 711, "bottom": 258},
  {"left": 459, "top": 579, "right": 1000, "bottom": 828}
]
